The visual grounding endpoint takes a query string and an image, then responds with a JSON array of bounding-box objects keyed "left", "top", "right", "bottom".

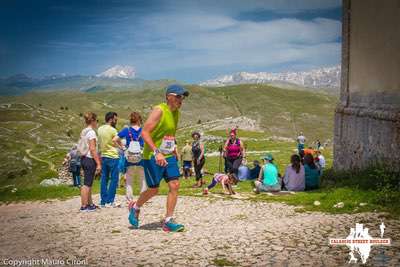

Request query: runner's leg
[
  {"left": 136, "top": 188, "right": 158, "bottom": 207},
  {"left": 166, "top": 180, "right": 180, "bottom": 218}
]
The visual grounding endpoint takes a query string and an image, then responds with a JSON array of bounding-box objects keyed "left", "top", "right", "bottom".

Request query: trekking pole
[{"left": 218, "top": 145, "right": 223, "bottom": 173}]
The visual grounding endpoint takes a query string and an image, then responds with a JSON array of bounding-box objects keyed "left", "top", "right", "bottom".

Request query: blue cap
[{"left": 166, "top": 84, "right": 189, "bottom": 97}]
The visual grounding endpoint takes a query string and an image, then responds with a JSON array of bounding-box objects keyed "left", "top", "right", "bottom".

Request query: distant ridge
[{"left": 199, "top": 65, "right": 341, "bottom": 89}]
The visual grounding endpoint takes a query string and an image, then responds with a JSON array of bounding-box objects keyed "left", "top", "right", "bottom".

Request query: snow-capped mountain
[
  {"left": 97, "top": 65, "right": 136, "bottom": 79},
  {"left": 200, "top": 66, "right": 341, "bottom": 89}
]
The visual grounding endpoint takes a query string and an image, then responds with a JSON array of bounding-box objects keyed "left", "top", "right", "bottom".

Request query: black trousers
[
  {"left": 225, "top": 156, "right": 242, "bottom": 176},
  {"left": 194, "top": 157, "right": 205, "bottom": 181}
]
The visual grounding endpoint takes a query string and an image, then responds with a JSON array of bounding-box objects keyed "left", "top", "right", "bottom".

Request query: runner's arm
[{"left": 174, "top": 144, "right": 180, "bottom": 160}]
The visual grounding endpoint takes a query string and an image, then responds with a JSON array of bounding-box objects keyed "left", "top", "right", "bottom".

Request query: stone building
[{"left": 334, "top": 0, "right": 400, "bottom": 170}]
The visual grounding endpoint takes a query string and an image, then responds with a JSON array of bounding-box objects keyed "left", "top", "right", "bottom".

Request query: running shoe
[
  {"left": 79, "top": 206, "right": 88, "bottom": 212},
  {"left": 162, "top": 219, "right": 185, "bottom": 232},
  {"left": 128, "top": 203, "right": 140, "bottom": 229},
  {"left": 87, "top": 204, "right": 97, "bottom": 212}
]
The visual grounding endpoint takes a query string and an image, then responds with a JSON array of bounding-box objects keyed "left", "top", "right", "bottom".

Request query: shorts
[
  {"left": 143, "top": 156, "right": 180, "bottom": 188},
  {"left": 183, "top": 160, "right": 192, "bottom": 169},
  {"left": 81, "top": 157, "right": 96, "bottom": 187}
]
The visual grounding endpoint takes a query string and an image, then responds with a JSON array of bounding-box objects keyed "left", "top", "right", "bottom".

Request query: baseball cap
[
  {"left": 262, "top": 153, "right": 274, "bottom": 161},
  {"left": 166, "top": 84, "right": 189, "bottom": 97}
]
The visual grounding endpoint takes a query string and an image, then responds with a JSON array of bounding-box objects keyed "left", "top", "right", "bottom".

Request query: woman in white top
[{"left": 79, "top": 112, "right": 101, "bottom": 212}]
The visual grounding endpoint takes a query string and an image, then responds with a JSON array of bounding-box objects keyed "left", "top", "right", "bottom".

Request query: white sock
[{"left": 165, "top": 216, "right": 172, "bottom": 222}]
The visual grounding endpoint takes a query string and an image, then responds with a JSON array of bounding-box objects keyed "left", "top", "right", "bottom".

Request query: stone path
[{"left": 0, "top": 195, "right": 399, "bottom": 266}]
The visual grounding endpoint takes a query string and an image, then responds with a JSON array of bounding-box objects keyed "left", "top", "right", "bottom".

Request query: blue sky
[{"left": 0, "top": 0, "right": 342, "bottom": 83}]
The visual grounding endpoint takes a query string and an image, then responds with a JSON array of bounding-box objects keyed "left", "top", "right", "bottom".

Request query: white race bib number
[{"left": 159, "top": 136, "right": 176, "bottom": 155}]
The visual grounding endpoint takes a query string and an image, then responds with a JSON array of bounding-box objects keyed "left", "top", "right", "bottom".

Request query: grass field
[
  {"left": 1, "top": 84, "right": 398, "bottom": 218},
  {"left": 0, "top": 84, "right": 336, "bottom": 187}
]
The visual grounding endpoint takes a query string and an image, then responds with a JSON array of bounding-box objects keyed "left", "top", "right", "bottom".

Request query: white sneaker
[
  {"left": 105, "top": 203, "right": 112, "bottom": 208},
  {"left": 112, "top": 201, "right": 122, "bottom": 208}
]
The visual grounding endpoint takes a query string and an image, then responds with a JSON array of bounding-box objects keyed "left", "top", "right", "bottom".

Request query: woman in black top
[{"left": 191, "top": 131, "right": 205, "bottom": 187}]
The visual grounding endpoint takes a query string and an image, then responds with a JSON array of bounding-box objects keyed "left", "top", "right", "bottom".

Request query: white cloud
[{"left": 128, "top": 12, "right": 341, "bottom": 75}]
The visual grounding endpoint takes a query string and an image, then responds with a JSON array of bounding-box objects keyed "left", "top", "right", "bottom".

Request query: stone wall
[{"left": 334, "top": 0, "right": 400, "bottom": 170}]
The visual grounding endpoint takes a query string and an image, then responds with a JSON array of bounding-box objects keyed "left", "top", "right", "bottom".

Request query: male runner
[{"left": 128, "top": 84, "right": 189, "bottom": 232}]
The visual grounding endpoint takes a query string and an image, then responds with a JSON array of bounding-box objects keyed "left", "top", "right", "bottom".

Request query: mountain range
[
  {"left": 0, "top": 66, "right": 172, "bottom": 95},
  {"left": 0, "top": 65, "right": 341, "bottom": 96},
  {"left": 199, "top": 66, "right": 341, "bottom": 89}
]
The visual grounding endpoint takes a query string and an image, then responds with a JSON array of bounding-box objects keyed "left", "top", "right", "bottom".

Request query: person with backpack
[
  {"left": 113, "top": 112, "right": 147, "bottom": 203},
  {"left": 191, "top": 131, "right": 205, "bottom": 188},
  {"left": 78, "top": 112, "right": 101, "bottom": 212},
  {"left": 64, "top": 145, "right": 81, "bottom": 187},
  {"left": 128, "top": 84, "right": 189, "bottom": 232},
  {"left": 98, "top": 111, "right": 121, "bottom": 208},
  {"left": 223, "top": 128, "right": 246, "bottom": 179}
]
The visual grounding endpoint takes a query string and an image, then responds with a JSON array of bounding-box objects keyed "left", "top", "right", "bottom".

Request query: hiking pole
[{"left": 218, "top": 145, "right": 223, "bottom": 173}]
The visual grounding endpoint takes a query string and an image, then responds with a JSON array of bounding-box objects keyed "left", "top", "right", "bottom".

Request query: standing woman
[
  {"left": 224, "top": 128, "right": 246, "bottom": 179},
  {"left": 113, "top": 112, "right": 147, "bottom": 202},
  {"left": 79, "top": 112, "right": 101, "bottom": 212},
  {"left": 191, "top": 131, "right": 205, "bottom": 188}
]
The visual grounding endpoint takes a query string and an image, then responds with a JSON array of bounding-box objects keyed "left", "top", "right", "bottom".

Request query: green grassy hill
[{"left": 0, "top": 84, "right": 337, "bottom": 188}]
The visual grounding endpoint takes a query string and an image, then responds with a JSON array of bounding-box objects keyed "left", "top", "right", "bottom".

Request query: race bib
[{"left": 159, "top": 136, "right": 176, "bottom": 155}]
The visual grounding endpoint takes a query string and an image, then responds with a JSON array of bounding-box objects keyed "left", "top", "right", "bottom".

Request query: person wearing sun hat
[{"left": 254, "top": 153, "right": 281, "bottom": 193}]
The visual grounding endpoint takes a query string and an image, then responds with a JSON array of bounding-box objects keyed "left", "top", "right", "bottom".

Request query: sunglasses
[{"left": 168, "top": 93, "right": 186, "bottom": 100}]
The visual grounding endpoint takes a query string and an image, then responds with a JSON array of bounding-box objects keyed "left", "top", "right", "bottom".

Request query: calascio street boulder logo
[{"left": 329, "top": 223, "right": 391, "bottom": 264}]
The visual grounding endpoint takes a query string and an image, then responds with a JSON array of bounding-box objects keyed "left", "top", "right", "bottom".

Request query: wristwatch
[{"left": 153, "top": 148, "right": 161, "bottom": 155}]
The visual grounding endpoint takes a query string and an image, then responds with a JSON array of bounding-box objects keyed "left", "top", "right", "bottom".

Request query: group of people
[
  {"left": 66, "top": 85, "right": 187, "bottom": 232},
  {"left": 249, "top": 133, "right": 325, "bottom": 193},
  {"left": 64, "top": 84, "right": 326, "bottom": 232}
]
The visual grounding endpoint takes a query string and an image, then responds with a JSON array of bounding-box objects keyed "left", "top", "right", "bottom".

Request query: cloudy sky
[{"left": 0, "top": 0, "right": 342, "bottom": 82}]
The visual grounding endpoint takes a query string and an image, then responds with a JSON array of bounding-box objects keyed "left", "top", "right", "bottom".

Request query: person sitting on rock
[
  {"left": 203, "top": 173, "right": 238, "bottom": 195},
  {"left": 254, "top": 154, "right": 281, "bottom": 193}
]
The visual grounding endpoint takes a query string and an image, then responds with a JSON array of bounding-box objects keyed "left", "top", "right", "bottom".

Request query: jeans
[
  {"left": 100, "top": 157, "right": 120, "bottom": 205},
  {"left": 72, "top": 166, "right": 81, "bottom": 187}
]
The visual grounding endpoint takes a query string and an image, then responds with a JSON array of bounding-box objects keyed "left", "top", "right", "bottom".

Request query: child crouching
[{"left": 203, "top": 173, "right": 238, "bottom": 195}]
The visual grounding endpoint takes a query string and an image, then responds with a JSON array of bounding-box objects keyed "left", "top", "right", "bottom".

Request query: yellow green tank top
[{"left": 143, "top": 103, "right": 180, "bottom": 159}]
